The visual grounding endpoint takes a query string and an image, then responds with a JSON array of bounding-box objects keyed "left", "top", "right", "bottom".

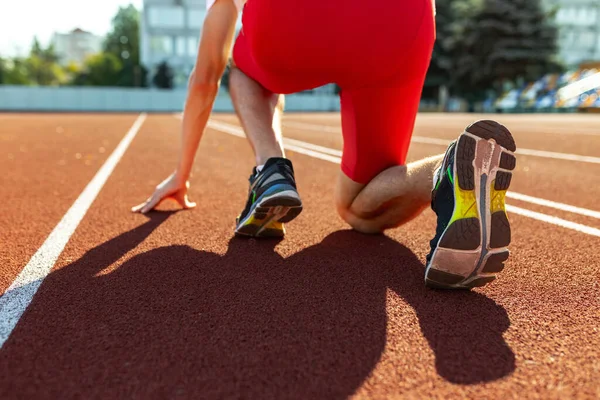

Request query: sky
[{"left": 0, "top": 0, "right": 143, "bottom": 57}]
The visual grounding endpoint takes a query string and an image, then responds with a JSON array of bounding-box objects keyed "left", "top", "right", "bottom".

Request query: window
[
  {"left": 589, "top": 9, "right": 598, "bottom": 24},
  {"left": 581, "top": 7, "right": 593, "bottom": 25},
  {"left": 188, "top": 36, "right": 198, "bottom": 56},
  {"left": 176, "top": 36, "right": 187, "bottom": 56},
  {"left": 567, "top": 8, "right": 576, "bottom": 23},
  {"left": 575, "top": 32, "right": 595, "bottom": 49},
  {"left": 148, "top": 6, "right": 185, "bottom": 28},
  {"left": 150, "top": 35, "right": 173, "bottom": 55},
  {"left": 188, "top": 9, "right": 206, "bottom": 29}
]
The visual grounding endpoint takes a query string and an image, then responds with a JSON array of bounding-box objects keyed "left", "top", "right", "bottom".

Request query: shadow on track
[{"left": 0, "top": 214, "right": 515, "bottom": 399}]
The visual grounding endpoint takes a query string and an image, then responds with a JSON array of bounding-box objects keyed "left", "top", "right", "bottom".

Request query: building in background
[
  {"left": 140, "top": 0, "right": 241, "bottom": 88},
  {"left": 544, "top": 0, "right": 600, "bottom": 67},
  {"left": 52, "top": 28, "right": 103, "bottom": 66}
]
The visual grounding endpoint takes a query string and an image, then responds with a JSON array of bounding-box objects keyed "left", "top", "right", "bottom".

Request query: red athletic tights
[{"left": 233, "top": 0, "right": 436, "bottom": 183}]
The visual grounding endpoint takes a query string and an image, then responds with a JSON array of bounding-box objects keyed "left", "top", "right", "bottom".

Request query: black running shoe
[
  {"left": 425, "top": 120, "right": 517, "bottom": 289},
  {"left": 235, "top": 157, "right": 303, "bottom": 237}
]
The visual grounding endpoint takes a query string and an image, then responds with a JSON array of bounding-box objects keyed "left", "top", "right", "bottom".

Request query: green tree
[
  {"left": 64, "top": 61, "right": 82, "bottom": 81},
  {"left": 30, "top": 37, "right": 43, "bottom": 58},
  {"left": 2, "top": 58, "right": 31, "bottom": 85},
  {"left": 452, "top": 0, "right": 560, "bottom": 101},
  {"left": 427, "top": 0, "right": 455, "bottom": 88},
  {"left": 0, "top": 57, "right": 5, "bottom": 84},
  {"left": 426, "top": 0, "right": 477, "bottom": 83},
  {"left": 103, "top": 4, "right": 147, "bottom": 86},
  {"left": 24, "top": 37, "right": 64, "bottom": 86},
  {"left": 152, "top": 61, "right": 174, "bottom": 89},
  {"left": 72, "top": 53, "right": 123, "bottom": 86},
  {"left": 116, "top": 62, "right": 148, "bottom": 87}
]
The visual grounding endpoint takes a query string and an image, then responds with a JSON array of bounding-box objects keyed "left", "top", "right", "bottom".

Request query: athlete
[{"left": 134, "top": 0, "right": 518, "bottom": 289}]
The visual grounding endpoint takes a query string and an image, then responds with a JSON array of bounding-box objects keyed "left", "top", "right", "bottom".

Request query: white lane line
[
  {"left": 506, "top": 205, "right": 600, "bottom": 237},
  {"left": 207, "top": 120, "right": 343, "bottom": 163},
  {"left": 514, "top": 148, "right": 600, "bottom": 164},
  {"left": 283, "top": 143, "right": 343, "bottom": 164},
  {"left": 412, "top": 137, "right": 450, "bottom": 146},
  {"left": 0, "top": 113, "right": 147, "bottom": 348},
  {"left": 207, "top": 119, "right": 600, "bottom": 237},
  {"left": 208, "top": 120, "right": 244, "bottom": 138},
  {"left": 506, "top": 192, "right": 600, "bottom": 220},
  {"left": 285, "top": 137, "right": 342, "bottom": 157},
  {"left": 283, "top": 121, "right": 600, "bottom": 165}
]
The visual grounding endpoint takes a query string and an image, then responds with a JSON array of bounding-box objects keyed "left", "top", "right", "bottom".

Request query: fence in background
[
  {"left": 0, "top": 86, "right": 343, "bottom": 113},
  {"left": 0, "top": 85, "right": 466, "bottom": 113}
]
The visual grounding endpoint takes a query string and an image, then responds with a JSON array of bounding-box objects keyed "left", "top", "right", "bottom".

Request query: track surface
[{"left": 1, "top": 112, "right": 599, "bottom": 399}]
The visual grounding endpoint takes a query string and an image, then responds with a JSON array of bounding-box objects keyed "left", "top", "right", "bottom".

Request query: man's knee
[
  {"left": 337, "top": 205, "right": 386, "bottom": 235},
  {"left": 335, "top": 172, "right": 385, "bottom": 234},
  {"left": 335, "top": 170, "right": 388, "bottom": 217}
]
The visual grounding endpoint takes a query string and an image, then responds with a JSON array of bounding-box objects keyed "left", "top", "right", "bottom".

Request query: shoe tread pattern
[
  {"left": 465, "top": 120, "right": 516, "bottom": 152},
  {"left": 439, "top": 218, "right": 481, "bottom": 250}
]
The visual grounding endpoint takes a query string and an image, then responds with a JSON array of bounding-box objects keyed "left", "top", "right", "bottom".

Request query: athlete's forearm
[
  {"left": 174, "top": 0, "right": 239, "bottom": 183},
  {"left": 175, "top": 79, "right": 221, "bottom": 182}
]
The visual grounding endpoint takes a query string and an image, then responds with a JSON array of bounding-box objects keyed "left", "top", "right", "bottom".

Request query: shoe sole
[
  {"left": 425, "top": 120, "right": 517, "bottom": 289},
  {"left": 235, "top": 189, "right": 303, "bottom": 238}
]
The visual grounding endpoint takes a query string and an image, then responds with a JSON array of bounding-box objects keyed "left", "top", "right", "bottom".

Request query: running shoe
[
  {"left": 425, "top": 120, "right": 517, "bottom": 289},
  {"left": 235, "top": 157, "right": 303, "bottom": 237}
]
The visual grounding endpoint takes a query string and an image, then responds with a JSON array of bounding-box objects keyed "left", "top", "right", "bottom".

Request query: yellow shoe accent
[
  {"left": 241, "top": 214, "right": 284, "bottom": 235},
  {"left": 490, "top": 181, "right": 507, "bottom": 214},
  {"left": 243, "top": 214, "right": 260, "bottom": 227},
  {"left": 450, "top": 183, "right": 479, "bottom": 225},
  {"left": 267, "top": 221, "right": 284, "bottom": 231}
]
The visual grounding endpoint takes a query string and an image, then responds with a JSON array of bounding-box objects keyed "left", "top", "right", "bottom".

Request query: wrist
[{"left": 173, "top": 170, "right": 189, "bottom": 185}]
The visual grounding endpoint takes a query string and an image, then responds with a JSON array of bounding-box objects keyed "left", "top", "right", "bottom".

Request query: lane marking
[
  {"left": 285, "top": 137, "right": 342, "bottom": 157},
  {"left": 283, "top": 121, "right": 600, "bottom": 165},
  {"left": 206, "top": 119, "right": 600, "bottom": 237},
  {"left": 207, "top": 120, "right": 343, "bottom": 163},
  {"left": 506, "top": 192, "right": 600, "bottom": 220},
  {"left": 0, "top": 113, "right": 147, "bottom": 348},
  {"left": 506, "top": 205, "right": 600, "bottom": 237},
  {"left": 513, "top": 148, "right": 600, "bottom": 164},
  {"left": 283, "top": 143, "right": 342, "bottom": 164}
]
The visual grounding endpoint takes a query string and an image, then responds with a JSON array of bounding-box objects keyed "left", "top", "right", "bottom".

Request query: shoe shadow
[{"left": 0, "top": 221, "right": 515, "bottom": 399}]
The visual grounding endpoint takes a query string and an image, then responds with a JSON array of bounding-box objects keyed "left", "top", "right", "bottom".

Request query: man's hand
[{"left": 131, "top": 172, "right": 196, "bottom": 214}]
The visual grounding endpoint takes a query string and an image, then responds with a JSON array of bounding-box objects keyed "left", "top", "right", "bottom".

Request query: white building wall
[
  {"left": 51, "top": 29, "right": 103, "bottom": 66},
  {"left": 545, "top": 0, "right": 600, "bottom": 66}
]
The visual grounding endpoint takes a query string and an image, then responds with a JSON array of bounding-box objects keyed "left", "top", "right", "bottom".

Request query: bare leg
[
  {"left": 335, "top": 154, "right": 443, "bottom": 234},
  {"left": 229, "top": 65, "right": 285, "bottom": 165}
]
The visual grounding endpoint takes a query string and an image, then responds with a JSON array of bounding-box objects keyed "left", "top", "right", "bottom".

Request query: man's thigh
[
  {"left": 230, "top": 4, "right": 329, "bottom": 94},
  {"left": 338, "top": 75, "right": 426, "bottom": 186}
]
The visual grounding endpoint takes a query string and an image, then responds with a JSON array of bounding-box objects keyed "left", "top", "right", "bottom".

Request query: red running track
[{"left": 0, "top": 112, "right": 599, "bottom": 399}]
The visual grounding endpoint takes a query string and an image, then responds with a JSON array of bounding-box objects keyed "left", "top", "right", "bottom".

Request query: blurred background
[{"left": 0, "top": 0, "right": 599, "bottom": 113}]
